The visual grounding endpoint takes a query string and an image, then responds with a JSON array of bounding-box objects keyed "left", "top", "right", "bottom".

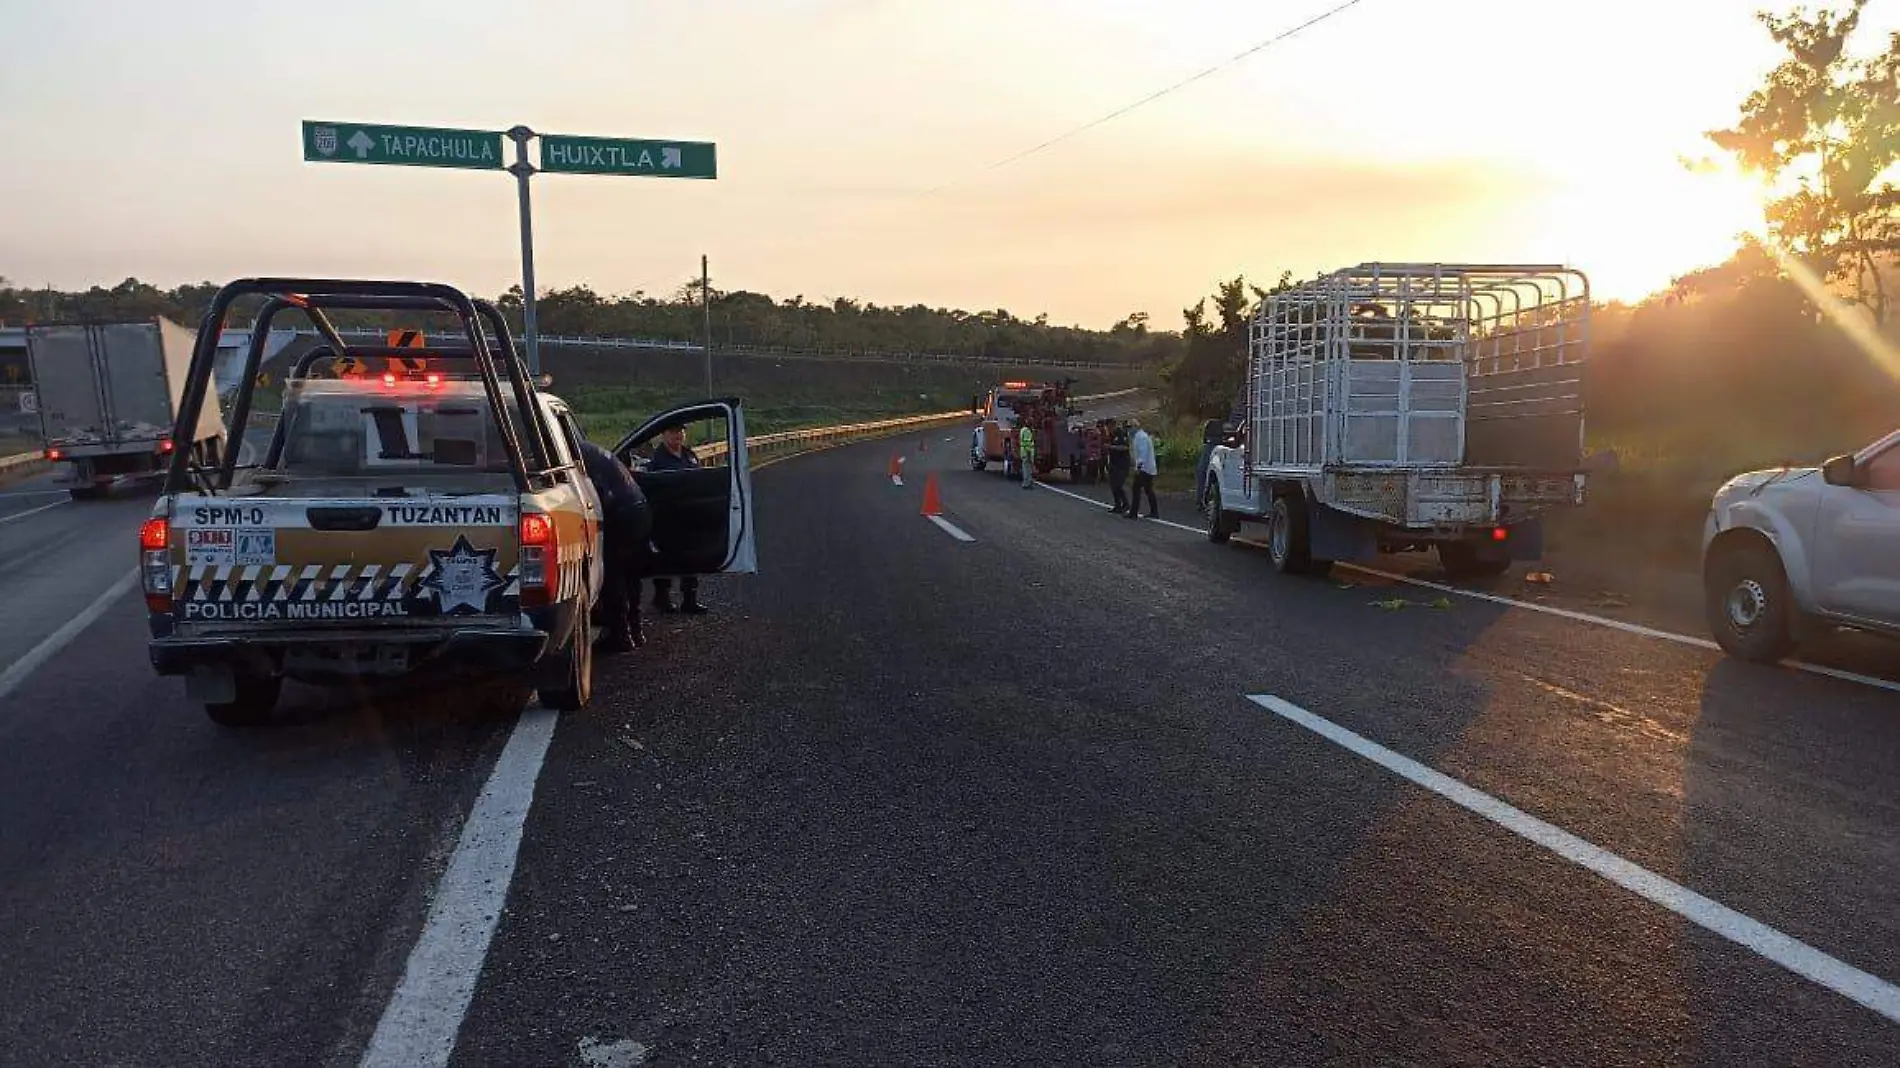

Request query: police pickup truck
[{"left": 142, "top": 279, "right": 756, "bottom": 725}]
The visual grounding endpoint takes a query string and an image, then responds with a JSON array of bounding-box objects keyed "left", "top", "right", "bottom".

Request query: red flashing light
[
  {"left": 139, "top": 518, "right": 169, "bottom": 550},
  {"left": 425, "top": 373, "right": 441, "bottom": 387},
  {"left": 382, "top": 372, "right": 398, "bottom": 388},
  {"left": 519, "top": 513, "right": 553, "bottom": 546},
  {"left": 157, "top": 438, "right": 175, "bottom": 454},
  {"left": 1491, "top": 526, "right": 1509, "bottom": 542},
  {"left": 44, "top": 447, "right": 62, "bottom": 461}
]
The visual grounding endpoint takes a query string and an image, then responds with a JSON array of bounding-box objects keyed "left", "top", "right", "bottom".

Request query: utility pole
[{"left": 701, "top": 254, "right": 713, "bottom": 395}]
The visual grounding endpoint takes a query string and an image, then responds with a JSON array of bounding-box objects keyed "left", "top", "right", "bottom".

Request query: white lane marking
[
  {"left": 890, "top": 475, "right": 904, "bottom": 486},
  {"left": 927, "top": 514, "right": 976, "bottom": 542},
  {"left": 1248, "top": 693, "right": 1900, "bottom": 1026},
  {"left": 1036, "top": 482, "right": 1206, "bottom": 534},
  {"left": 359, "top": 705, "right": 560, "bottom": 1068},
  {"left": 0, "top": 567, "right": 139, "bottom": 701},
  {"left": 0, "top": 498, "right": 69, "bottom": 526},
  {"left": 1036, "top": 480, "right": 1900, "bottom": 696}
]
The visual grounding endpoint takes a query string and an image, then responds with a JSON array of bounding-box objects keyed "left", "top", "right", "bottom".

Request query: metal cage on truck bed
[{"left": 1249, "top": 264, "right": 1590, "bottom": 474}]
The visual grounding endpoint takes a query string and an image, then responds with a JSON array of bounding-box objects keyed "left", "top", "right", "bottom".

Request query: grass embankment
[{"left": 1555, "top": 419, "right": 1886, "bottom": 569}]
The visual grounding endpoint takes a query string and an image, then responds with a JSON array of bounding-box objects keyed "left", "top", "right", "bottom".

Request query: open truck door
[{"left": 613, "top": 399, "right": 757, "bottom": 576}]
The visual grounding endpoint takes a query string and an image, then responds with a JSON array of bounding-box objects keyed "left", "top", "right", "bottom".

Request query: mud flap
[
  {"left": 1505, "top": 517, "right": 1545, "bottom": 561},
  {"left": 1309, "top": 503, "right": 1378, "bottom": 562}
]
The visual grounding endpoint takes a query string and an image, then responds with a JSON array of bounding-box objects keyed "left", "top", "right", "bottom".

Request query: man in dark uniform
[
  {"left": 647, "top": 425, "right": 709, "bottom": 615},
  {"left": 577, "top": 438, "right": 653, "bottom": 654},
  {"left": 1104, "top": 418, "right": 1132, "bottom": 514}
]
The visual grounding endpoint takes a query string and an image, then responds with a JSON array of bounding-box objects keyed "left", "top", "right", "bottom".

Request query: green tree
[{"left": 1708, "top": 0, "right": 1900, "bottom": 320}]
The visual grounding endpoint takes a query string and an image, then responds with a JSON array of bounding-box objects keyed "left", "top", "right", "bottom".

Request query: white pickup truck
[
  {"left": 1202, "top": 263, "right": 1591, "bottom": 577},
  {"left": 1702, "top": 428, "right": 1900, "bottom": 661}
]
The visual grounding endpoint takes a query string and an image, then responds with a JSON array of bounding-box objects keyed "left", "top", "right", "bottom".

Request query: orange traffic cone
[
  {"left": 920, "top": 472, "right": 943, "bottom": 516},
  {"left": 887, "top": 454, "right": 900, "bottom": 478}
]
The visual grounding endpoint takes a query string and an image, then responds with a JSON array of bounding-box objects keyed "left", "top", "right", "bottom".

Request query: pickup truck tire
[
  {"left": 1438, "top": 541, "right": 1512, "bottom": 580},
  {"left": 1206, "top": 485, "right": 1235, "bottom": 544},
  {"left": 67, "top": 486, "right": 106, "bottom": 501},
  {"left": 1706, "top": 540, "right": 1798, "bottom": 663},
  {"left": 204, "top": 672, "right": 281, "bottom": 727},
  {"left": 538, "top": 610, "right": 595, "bottom": 712},
  {"left": 1269, "top": 495, "right": 1331, "bottom": 576}
]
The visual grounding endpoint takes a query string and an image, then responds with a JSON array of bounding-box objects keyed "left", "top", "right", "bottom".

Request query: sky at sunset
[{"left": 3, "top": 0, "right": 1893, "bottom": 327}]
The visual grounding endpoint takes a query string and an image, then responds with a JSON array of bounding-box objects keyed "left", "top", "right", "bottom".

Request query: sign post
[
  {"left": 506, "top": 126, "right": 542, "bottom": 375},
  {"left": 300, "top": 120, "right": 717, "bottom": 379}
]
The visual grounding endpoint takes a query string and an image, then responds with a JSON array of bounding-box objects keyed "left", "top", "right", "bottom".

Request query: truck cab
[
  {"left": 143, "top": 279, "right": 756, "bottom": 726},
  {"left": 1702, "top": 428, "right": 1900, "bottom": 662}
]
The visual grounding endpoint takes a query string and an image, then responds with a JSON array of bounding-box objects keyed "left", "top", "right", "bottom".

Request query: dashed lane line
[
  {"left": 1250, "top": 693, "right": 1900, "bottom": 1026},
  {"left": 0, "top": 568, "right": 139, "bottom": 702},
  {"left": 927, "top": 514, "right": 976, "bottom": 542},
  {"left": 1032, "top": 481, "right": 1900, "bottom": 697},
  {"left": 0, "top": 498, "right": 69, "bottom": 526}
]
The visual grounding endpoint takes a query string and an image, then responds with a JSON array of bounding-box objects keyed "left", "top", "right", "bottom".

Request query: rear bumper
[{"left": 148, "top": 622, "right": 550, "bottom": 679}]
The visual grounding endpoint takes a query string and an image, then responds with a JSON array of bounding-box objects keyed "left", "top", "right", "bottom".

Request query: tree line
[{"left": 0, "top": 276, "right": 1180, "bottom": 369}]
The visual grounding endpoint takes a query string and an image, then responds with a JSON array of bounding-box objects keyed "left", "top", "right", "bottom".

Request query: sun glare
[{"left": 1527, "top": 158, "right": 1771, "bottom": 304}]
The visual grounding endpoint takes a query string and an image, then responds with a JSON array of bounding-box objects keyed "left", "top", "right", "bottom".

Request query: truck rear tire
[
  {"left": 1268, "top": 495, "right": 1331, "bottom": 576},
  {"left": 538, "top": 610, "right": 595, "bottom": 712},
  {"left": 204, "top": 672, "right": 282, "bottom": 727},
  {"left": 1705, "top": 540, "right": 1799, "bottom": 663},
  {"left": 1438, "top": 541, "right": 1512, "bottom": 580},
  {"left": 67, "top": 486, "right": 105, "bottom": 501}
]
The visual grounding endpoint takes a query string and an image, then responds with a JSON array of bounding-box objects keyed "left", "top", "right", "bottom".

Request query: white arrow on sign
[
  {"left": 347, "top": 130, "right": 376, "bottom": 159},
  {"left": 661, "top": 146, "right": 682, "bottom": 169}
]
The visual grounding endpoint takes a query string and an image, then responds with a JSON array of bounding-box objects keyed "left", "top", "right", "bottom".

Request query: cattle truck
[
  {"left": 27, "top": 318, "right": 225, "bottom": 499},
  {"left": 1201, "top": 263, "right": 1591, "bottom": 578}
]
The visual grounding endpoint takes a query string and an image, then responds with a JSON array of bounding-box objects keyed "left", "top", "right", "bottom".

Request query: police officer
[
  {"left": 1104, "top": 418, "right": 1132, "bottom": 513},
  {"left": 647, "top": 425, "right": 709, "bottom": 614},
  {"left": 577, "top": 438, "right": 653, "bottom": 654}
]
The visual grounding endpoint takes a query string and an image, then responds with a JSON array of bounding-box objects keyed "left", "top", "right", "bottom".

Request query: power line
[{"left": 924, "top": 0, "right": 1372, "bottom": 195}]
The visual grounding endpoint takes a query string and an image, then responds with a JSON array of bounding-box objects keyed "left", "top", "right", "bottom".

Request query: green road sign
[
  {"left": 301, "top": 120, "right": 505, "bottom": 170},
  {"left": 538, "top": 134, "right": 717, "bottom": 179}
]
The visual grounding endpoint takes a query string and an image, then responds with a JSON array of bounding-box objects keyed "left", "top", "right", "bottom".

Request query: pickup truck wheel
[
  {"left": 1206, "top": 485, "right": 1234, "bottom": 544},
  {"left": 538, "top": 610, "right": 595, "bottom": 712},
  {"left": 1439, "top": 541, "right": 1512, "bottom": 580},
  {"left": 1269, "top": 496, "right": 1313, "bottom": 574},
  {"left": 1706, "top": 541, "right": 1798, "bottom": 663},
  {"left": 204, "top": 672, "right": 281, "bottom": 727},
  {"left": 67, "top": 486, "right": 105, "bottom": 501}
]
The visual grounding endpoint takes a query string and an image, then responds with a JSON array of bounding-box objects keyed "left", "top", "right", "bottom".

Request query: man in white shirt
[{"left": 1127, "top": 418, "right": 1158, "bottom": 520}]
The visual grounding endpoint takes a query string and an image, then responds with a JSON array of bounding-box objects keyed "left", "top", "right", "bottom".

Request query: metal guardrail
[
  {"left": 694, "top": 388, "right": 1146, "bottom": 465},
  {"left": 271, "top": 328, "right": 1128, "bottom": 370}
]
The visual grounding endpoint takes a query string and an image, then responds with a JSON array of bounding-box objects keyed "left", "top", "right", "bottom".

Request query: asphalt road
[{"left": 2, "top": 430, "right": 1898, "bottom": 1066}]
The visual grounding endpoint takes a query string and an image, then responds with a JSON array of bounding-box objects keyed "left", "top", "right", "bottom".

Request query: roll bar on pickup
[{"left": 168, "top": 279, "right": 558, "bottom": 495}]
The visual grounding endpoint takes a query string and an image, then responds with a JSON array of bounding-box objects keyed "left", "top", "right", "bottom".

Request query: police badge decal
[{"left": 421, "top": 535, "right": 506, "bottom": 614}]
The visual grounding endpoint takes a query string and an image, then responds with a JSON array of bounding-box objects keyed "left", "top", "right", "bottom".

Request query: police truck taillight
[
  {"left": 518, "top": 512, "right": 553, "bottom": 607},
  {"left": 139, "top": 518, "right": 172, "bottom": 613}
]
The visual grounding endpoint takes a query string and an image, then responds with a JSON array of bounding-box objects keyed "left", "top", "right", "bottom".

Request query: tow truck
[
  {"left": 142, "top": 278, "right": 756, "bottom": 725},
  {"left": 969, "top": 379, "right": 1090, "bottom": 481}
]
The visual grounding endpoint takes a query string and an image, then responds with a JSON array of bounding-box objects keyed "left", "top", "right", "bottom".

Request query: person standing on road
[
  {"left": 1018, "top": 422, "right": 1036, "bottom": 490},
  {"left": 1127, "top": 418, "right": 1158, "bottom": 520},
  {"left": 577, "top": 438, "right": 653, "bottom": 654},
  {"left": 1104, "top": 418, "right": 1131, "bottom": 514},
  {"left": 647, "top": 425, "right": 709, "bottom": 615}
]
